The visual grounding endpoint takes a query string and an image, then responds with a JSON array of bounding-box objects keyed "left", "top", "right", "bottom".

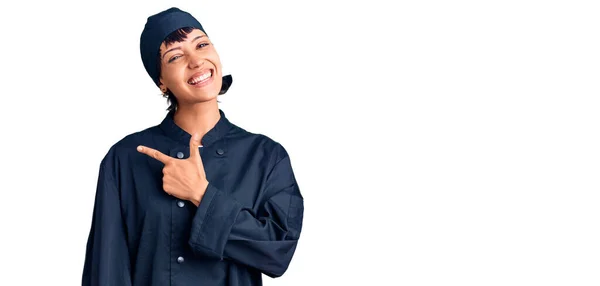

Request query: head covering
[{"left": 140, "top": 7, "right": 232, "bottom": 95}]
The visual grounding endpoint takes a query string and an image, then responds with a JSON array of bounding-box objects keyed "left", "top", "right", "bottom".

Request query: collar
[{"left": 159, "top": 108, "right": 233, "bottom": 148}]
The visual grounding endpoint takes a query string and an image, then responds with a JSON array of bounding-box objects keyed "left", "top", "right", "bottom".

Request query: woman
[{"left": 82, "top": 7, "right": 304, "bottom": 286}]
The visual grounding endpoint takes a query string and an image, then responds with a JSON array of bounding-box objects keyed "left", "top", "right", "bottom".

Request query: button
[
  {"left": 177, "top": 256, "right": 184, "bottom": 263},
  {"left": 177, "top": 201, "right": 185, "bottom": 208},
  {"left": 216, "top": 149, "right": 224, "bottom": 155},
  {"left": 176, "top": 152, "right": 184, "bottom": 159}
]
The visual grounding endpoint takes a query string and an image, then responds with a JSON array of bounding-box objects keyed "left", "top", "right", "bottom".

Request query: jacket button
[
  {"left": 177, "top": 201, "right": 185, "bottom": 208},
  {"left": 177, "top": 256, "right": 184, "bottom": 263},
  {"left": 216, "top": 149, "right": 224, "bottom": 155},
  {"left": 176, "top": 152, "right": 184, "bottom": 159}
]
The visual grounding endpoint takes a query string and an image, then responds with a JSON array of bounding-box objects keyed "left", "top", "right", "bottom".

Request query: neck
[{"left": 173, "top": 99, "right": 220, "bottom": 144}]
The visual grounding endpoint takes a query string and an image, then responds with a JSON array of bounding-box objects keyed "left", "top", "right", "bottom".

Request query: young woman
[{"left": 82, "top": 7, "right": 304, "bottom": 286}]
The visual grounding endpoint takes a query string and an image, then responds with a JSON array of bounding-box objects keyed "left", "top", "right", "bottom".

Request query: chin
[
  {"left": 193, "top": 85, "right": 221, "bottom": 100},
  {"left": 179, "top": 93, "right": 216, "bottom": 104}
]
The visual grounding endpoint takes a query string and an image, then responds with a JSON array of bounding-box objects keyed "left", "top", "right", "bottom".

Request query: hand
[{"left": 136, "top": 133, "right": 208, "bottom": 206}]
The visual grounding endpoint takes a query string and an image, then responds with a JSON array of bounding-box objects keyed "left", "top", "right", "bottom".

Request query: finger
[
  {"left": 137, "top": 145, "right": 172, "bottom": 164},
  {"left": 189, "top": 133, "right": 202, "bottom": 163}
]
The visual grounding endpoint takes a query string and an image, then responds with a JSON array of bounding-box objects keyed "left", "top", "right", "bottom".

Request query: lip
[{"left": 187, "top": 69, "right": 214, "bottom": 88}]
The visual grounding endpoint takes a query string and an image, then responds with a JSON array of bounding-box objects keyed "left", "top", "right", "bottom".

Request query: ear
[{"left": 159, "top": 80, "right": 167, "bottom": 93}]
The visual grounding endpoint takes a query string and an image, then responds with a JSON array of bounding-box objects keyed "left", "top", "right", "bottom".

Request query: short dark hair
[{"left": 157, "top": 27, "right": 195, "bottom": 112}]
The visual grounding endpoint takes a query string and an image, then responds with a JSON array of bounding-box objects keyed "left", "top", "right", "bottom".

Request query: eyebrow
[{"left": 161, "top": 35, "right": 206, "bottom": 60}]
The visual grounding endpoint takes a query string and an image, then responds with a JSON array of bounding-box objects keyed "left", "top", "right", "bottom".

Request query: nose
[{"left": 188, "top": 53, "right": 205, "bottom": 69}]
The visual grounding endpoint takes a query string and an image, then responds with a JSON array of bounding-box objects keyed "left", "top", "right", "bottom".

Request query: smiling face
[{"left": 158, "top": 28, "right": 223, "bottom": 105}]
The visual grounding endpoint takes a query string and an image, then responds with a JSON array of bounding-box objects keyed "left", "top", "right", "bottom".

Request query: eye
[
  {"left": 197, "top": 43, "right": 210, "bottom": 49},
  {"left": 168, "top": 55, "right": 181, "bottom": 63}
]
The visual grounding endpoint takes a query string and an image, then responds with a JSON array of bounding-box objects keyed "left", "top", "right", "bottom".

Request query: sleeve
[
  {"left": 188, "top": 147, "right": 304, "bottom": 278},
  {"left": 82, "top": 154, "right": 132, "bottom": 286}
]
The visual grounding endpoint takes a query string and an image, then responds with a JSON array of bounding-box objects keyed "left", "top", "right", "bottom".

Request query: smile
[{"left": 187, "top": 70, "right": 214, "bottom": 87}]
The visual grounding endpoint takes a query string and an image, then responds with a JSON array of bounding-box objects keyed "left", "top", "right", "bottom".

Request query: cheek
[
  {"left": 163, "top": 65, "right": 185, "bottom": 86},
  {"left": 207, "top": 53, "right": 222, "bottom": 73},
  {"left": 213, "top": 75, "right": 223, "bottom": 89}
]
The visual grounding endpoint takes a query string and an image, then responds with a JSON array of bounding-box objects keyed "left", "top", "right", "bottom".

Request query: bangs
[{"left": 163, "top": 27, "right": 196, "bottom": 47}]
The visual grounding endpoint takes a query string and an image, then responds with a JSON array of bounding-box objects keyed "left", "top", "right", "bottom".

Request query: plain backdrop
[{"left": 0, "top": 0, "right": 599, "bottom": 285}]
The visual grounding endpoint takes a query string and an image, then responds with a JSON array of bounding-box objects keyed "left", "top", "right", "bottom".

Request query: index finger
[{"left": 137, "top": 145, "right": 172, "bottom": 164}]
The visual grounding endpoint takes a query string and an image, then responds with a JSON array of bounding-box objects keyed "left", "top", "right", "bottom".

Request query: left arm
[
  {"left": 136, "top": 136, "right": 304, "bottom": 277},
  {"left": 188, "top": 151, "right": 304, "bottom": 278}
]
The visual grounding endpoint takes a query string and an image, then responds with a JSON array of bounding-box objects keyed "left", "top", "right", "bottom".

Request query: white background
[{"left": 0, "top": 0, "right": 599, "bottom": 285}]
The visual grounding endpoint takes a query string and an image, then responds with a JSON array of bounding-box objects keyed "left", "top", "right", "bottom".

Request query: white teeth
[{"left": 189, "top": 71, "right": 212, "bottom": 84}]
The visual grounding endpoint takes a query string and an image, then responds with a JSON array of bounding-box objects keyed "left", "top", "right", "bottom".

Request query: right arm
[{"left": 82, "top": 155, "right": 132, "bottom": 286}]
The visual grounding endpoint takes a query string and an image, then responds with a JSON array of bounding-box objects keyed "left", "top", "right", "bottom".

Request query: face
[{"left": 158, "top": 29, "right": 223, "bottom": 105}]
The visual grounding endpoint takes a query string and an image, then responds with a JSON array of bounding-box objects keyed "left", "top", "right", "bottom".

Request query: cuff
[{"left": 189, "top": 183, "right": 242, "bottom": 259}]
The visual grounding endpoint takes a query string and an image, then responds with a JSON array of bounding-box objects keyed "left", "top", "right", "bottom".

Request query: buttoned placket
[
  {"left": 167, "top": 143, "right": 228, "bottom": 282},
  {"left": 159, "top": 109, "right": 232, "bottom": 283},
  {"left": 167, "top": 146, "right": 202, "bottom": 274}
]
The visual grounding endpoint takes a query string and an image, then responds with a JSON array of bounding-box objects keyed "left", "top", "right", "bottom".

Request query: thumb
[{"left": 189, "top": 132, "right": 202, "bottom": 163}]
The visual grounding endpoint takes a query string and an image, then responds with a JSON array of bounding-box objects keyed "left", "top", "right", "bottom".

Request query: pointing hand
[{"left": 137, "top": 133, "right": 208, "bottom": 206}]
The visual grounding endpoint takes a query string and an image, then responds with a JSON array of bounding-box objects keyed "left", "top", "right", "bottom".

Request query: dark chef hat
[{"left": 140, "top": 7, "right": 232, "bottom": 95}]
